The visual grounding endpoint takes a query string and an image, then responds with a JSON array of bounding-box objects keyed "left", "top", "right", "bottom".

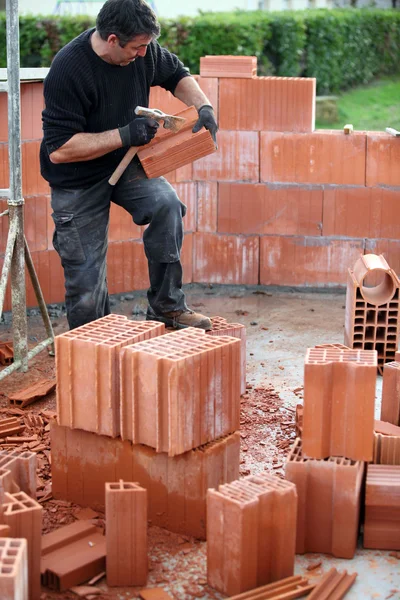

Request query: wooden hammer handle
[{"left": 108, "top": 145, "right": 139, "bottom": 186}]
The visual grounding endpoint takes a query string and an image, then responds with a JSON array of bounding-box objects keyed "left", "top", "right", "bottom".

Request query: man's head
[{"left": 96, "top": 0, "right": 160, "bottom": 66}]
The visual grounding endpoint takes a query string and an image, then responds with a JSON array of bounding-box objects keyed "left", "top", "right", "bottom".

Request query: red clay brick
[
  {"left": 303, "top": 347, "right": 376, "bottom": 461},
  {"left": 21, "top": 141, "right": 50, "bottom": 196},
  {"left": 197, "top": 182, "right": 217, "bottom": 232},
  {"left": 0, "top": 95, "right": 7, "bottom": 143},
  {"left": 120, "top": 328, "right": 241, "bottom": 455},
  {"left": 200, "top": 56, "right": 257, "bottom": 78},
  {"left": 2, "top": 491, "right": 42, "bottom": 600},
  {"left": 207, "top": 316, "right": 247, "bottom": 395},
  {"left": 181, "top": 232, "right": 193, "bottom": 284},
  {"left": 56, "top": 315, "right": 165, "bottom": 438},
  {"left": 207, "top": 473, "right": 297, "bottom": 596},
  {"left": 194, "top": 232, "right": 259, "bottom": 285},
  {"left": 307, "top": 568, "right": 357, "bottom": 599},
  {"left": 218, "top": 183, "right": 322, "bottom": 235},
  {"left": 106, "top": 481, "right": 147, "bottom": 587},
  {"left": 172, "top": 182, "right": 197, "bottom": 232},
  {"left": 193, "top": 131, "right": 259, "bottom": 182},
  {"left": 0, "top": 143, "right": 9, "bottom": 189},
  {"left": 0, "top": 450, "right": 37, "bottom": 500},
  {"left": 285, "top": 439, "right": 364, "bottom": 558},
  {"left": 25, "top": 250, "right": 65, "bottom": 307},
  {"left": 20, "top": 82, "right": 44, "bottom": 141},
  {"left": 0, "top": 538, "right": 28, "bottom": 600},
  {"left": 260, "top": 236, "right": 364, "bottom": 287},
  {"left": 381, "top": 362, "right": 400, "bottom": 426},
  {"left": 149, "top": 86, "right": 187, "bottom": 116},
  {"left": 107, "top": 240, "right": 149, "bottom": 294},
  {"left": 365, "top": 239, "right": 400, "bottom": 284},
  {"left": 323, "top": 187, "right": 400, "bottom": 239},
  {"left": 219, "top": 77, "right": 315, "bottom": 132},
  {"left": 51, "top": 422, "right": 240, "bottom": 539},
  {"left": 24, "top": 195, "right": 50, "bottom": 252},
  {"left": 260, "top": 131, "right": 366, "bottom": 185},
  {"left": 109, "top": 202, "right": 143, "bottom": 242},
  {"left": 373, "top": 432, "right": 400, "bottom": 465},
  {"left": 366, "top": 132, "right": 400, "bottom": 187},
  {"left": 364, "top": 464, "right": 400, "bottom": 550},
  {"left": 344, "top": 254, "right": 400, "bottom": 373}
]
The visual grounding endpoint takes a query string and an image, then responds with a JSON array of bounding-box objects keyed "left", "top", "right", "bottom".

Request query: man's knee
[{"left": 153, "top": 186, "right": 186, "bottom": 219}]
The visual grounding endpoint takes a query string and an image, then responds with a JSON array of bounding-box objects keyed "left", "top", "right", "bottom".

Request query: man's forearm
[
  {"left": 173, "top": 76, "right": 212, "bottom": 110},
  {"left": 49, "top": 129, "right": 123, "bottom": 164}
]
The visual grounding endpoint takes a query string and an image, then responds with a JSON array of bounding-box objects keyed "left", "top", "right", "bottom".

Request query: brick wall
[{"left": 1, "top": 71, "right": 399, "bottom": 310}]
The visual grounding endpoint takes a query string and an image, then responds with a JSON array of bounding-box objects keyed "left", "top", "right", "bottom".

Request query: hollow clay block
[
  {"left": 51, "top": 421, "right": 240, "bottom": 539},
  {"left": 200, "top": 55, "right": 257, "bottom": 78},
  {"left": 0, "top": 450, "right": 37, "bottom": 500},
  {"left": 105, "top": 481, "right": 147, "bottom": 587},
  {"left": 285, "top": 438, "right": 364, "bottom": 559},
  {"left": 56, "top": 314, "right": 164, "bottom": 438},
  {"left": 2, "top": 492, "right": 42, "bottom": 600},
  {"left": 381, "top": 362, "right": 400, "bottom": 426},
  {"left": 364, "top": 464, "right": 400, "bottom": 550},
  {"left": 120, "top": 328, "right": 241, "bottom": 456},
  {"left": 207, "top": 473, "right": 297, "bottom": 596},
  {"left": 207, "top": 316, "right": 247, "bottom": 395},
  {"left": 303, "top": 347, "right": 376, "bottom": 461},
  {"left": 0, "top": 538, "right": 28, "bottom": 600},
  {"left": 344, "top": 254, "right": 400, "bottom": 374},
  {"left": 373, "top": 432, "right": 400, "bottom": 465}
]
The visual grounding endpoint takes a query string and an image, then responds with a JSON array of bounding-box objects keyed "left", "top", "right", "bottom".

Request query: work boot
[{"left": 146, "top": 306, "right": 212, "bottom": 331}]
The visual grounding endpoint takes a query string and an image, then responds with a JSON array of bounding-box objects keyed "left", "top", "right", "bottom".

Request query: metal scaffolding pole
[{"left": 0, "top": 0, "right": 55, "bottom": 381}]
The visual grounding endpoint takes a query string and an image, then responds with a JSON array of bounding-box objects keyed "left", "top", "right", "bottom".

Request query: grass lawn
[{"left": 315, "top": 76, "right": 400, "bottom": 131}]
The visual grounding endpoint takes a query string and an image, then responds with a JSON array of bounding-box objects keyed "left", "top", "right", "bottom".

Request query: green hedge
[{"left": 0, "top": 9, "right": 399, "bottom": 94}]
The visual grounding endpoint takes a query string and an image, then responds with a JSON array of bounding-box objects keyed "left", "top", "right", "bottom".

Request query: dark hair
[{"left": 96, "top": 0, "right": 160, "bottom": 46}]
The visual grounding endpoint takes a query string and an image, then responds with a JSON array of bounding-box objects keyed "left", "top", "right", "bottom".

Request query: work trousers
[{"left": 51, "top": 159, "right": 187, "bottom": 330}]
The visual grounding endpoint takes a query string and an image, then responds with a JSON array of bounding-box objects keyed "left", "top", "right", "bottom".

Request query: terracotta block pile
[
  {"left": 344, "top": 254, "right": 400, "bottom": 373},
  {"left": 0, "top": 538, "right": 28, "bottom": 600},
  {"left": 364, "top": 465, "right": 400, "bottom": 550},
  {"left": 285, "top": 439, "right": 364, "bottom": 559},
  {"left": 207, "top": 473, "right": 297, "bottom": 595},
  {"left": 53, "top": 314, "right": 243, "bottom": 545}
]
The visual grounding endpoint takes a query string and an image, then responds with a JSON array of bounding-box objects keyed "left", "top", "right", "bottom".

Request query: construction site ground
[{"left": 0, "top": 284, "right": 399, "bottom": 600}]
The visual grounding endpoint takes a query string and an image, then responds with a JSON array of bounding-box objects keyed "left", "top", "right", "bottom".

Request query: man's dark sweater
[{"left": 40, "top": 28, "right": 189, "bottom": 189}]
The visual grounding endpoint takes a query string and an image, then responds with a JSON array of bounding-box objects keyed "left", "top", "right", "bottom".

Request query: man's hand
[
  {"left": 119, "top": 117, "right": 159, "bottom": 147},
  {"left": 192, "top": 105, "right": 218, "bottom": 146}
]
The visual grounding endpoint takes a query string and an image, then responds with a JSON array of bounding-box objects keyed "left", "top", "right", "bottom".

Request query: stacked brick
[
  {"left": 344, "top": 254, "right": 400, "bottom": 372},
  {"left": 207, "top": 316, "right": 246, "bottom": 394},
  {"left": 3, "top": 57, "right": 400, "bottom": 311},
  {"left": 53, "top": 314, "right": 242, "bottom": 556},
  {"left": 364, "top": 465, "right": 400, "bottom": 550},
  {"left": 0, "top": 538, "right": 28, "bottom": 600},
  {"left": 207, "top": 473, "right": 297, "bottom": 595}
]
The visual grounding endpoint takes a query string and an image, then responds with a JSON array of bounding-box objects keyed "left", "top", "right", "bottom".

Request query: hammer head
[{"left": 135, "top": 106, "right": 186, "bottom": 133}]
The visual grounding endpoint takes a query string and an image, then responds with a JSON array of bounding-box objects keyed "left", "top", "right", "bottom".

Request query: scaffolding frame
[{"left": 0, "top": 0, "right": 54, "bottom": 381}]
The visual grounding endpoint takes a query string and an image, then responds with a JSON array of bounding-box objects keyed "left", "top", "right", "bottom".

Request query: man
[{"left": 40, "top": 0, "right": 218, "bottom": 331}]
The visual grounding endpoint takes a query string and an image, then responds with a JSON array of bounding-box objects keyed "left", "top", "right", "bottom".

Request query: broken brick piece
[
  {"left": 381, "top": 362, "right": 400, "bottom": 426},
  {"left": 8, "top": 379, "right": 56, "bottom": 408},
  {"left": 41, "top": 521, "right": 106, "bottom": 591},
  {"left": 0, "top": 341, "right": 13, "bottom": 366},
  {"left": 0, "top": 450, "right": 37, "bottom": 499},
  {"left": 139, "top": 589, "right": 174, "bottom": 600},
  {"left": 226, "top": 576, "right": 314, "bottom": 600},
  {"left": 307, "top": 568, "right": 357, "bottom": 599},
  {"left": 207, "top": 473, "right": 297, "bottom": 596},
  {"left": 120, "top": 328, "right": 241, "bottom": 456},
  {"left": 285, "top": 438, "right": 364, "bottom": 559},
  {"left": 303, "top": 347, "right": 376, "bottom": 461},
  {"left": 0, "top": 538, "right": 28, "bottom": 600},
  {"left": 106, "top": 481, "right": 147, "bottom": 587},
  {"left": 375, "top": 420, "right": 400, "bottom": 436},
  {"left": 0, "top": 417, "right": 24, "bottom": 438},
  {"left": 56, "top": 314, "right": 165, "bottom": 438},
  {"left": 2, "top": 491, "right": 43, "bottom": 600},
  {"left": 364, "top": 464, "right": 400, "bottom": 550},
  {"left": 295, "top": 404, "right": 303, "bottom": 438},
  {"left": 344, "top": 254, "right": 400, "bottom": 374},
  {"left": 200, "top": 55, "right": 257, "bottom": 78},
  {"left": 373, "top": 432, "right": 400, "bottom": 465},
  {"left": 137, "top": 106, "right": 216, "bottom": 179},
  {"left": 207, "top": 316, "right": 246, "bottom": 395},
  {"left": 51, "top": 421, "right": 239, "bottom": 539}
]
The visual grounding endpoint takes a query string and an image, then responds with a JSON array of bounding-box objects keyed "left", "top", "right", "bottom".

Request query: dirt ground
[{"left": 0, "top": 284, "right": 399, "bottom": 600}]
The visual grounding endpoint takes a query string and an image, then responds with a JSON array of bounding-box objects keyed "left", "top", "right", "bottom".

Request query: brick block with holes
[
  {"left": 55, "top": 314, "right": 165, "bottom": 438},
  {"left": 285, "top": 439, "right": 364, "bottom": 558},
  {"left": 0, "top": 451, "right": 37, "bottom": 500},
  {"left": 1, "top": 492, "right": 42, "bottom": 600},
  {"left": 207, "top": 473, "right": 297, "bottom": 596},
  {"left": 0, "top": 538, "right": 28, "bottom": 600},
  {"left": 381, "top": 362, "right": 400, "bottom": 426},
  {"left": 120, "top": 328, "right": 241, "bottom": 456},
  {"left": 207, "top": 317, "right": 246, "bottom": 395},
  {"left": 105, "top": 481, "right": 147, "bottom": 587},
  {"left": 344, "top": 254, "right": 400, "bottom": 374},
  {"left": 303, "top": 347, "right": 376, "bottom": 461},
  {"left": 364, "top": 464, "right": 400, "bottom": 550}
]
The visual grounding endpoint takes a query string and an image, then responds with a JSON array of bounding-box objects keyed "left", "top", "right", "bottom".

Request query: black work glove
[
  {"left": 119, "top": 117, "right": 159, "bottom": 147},
  {"left": 192, "top": 105, "right": 218, "bottom": 146}
]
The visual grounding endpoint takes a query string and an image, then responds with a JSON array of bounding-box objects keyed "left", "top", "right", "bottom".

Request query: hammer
[{"left": 108, "top": 107, "right": 187, "bottom": 185}]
